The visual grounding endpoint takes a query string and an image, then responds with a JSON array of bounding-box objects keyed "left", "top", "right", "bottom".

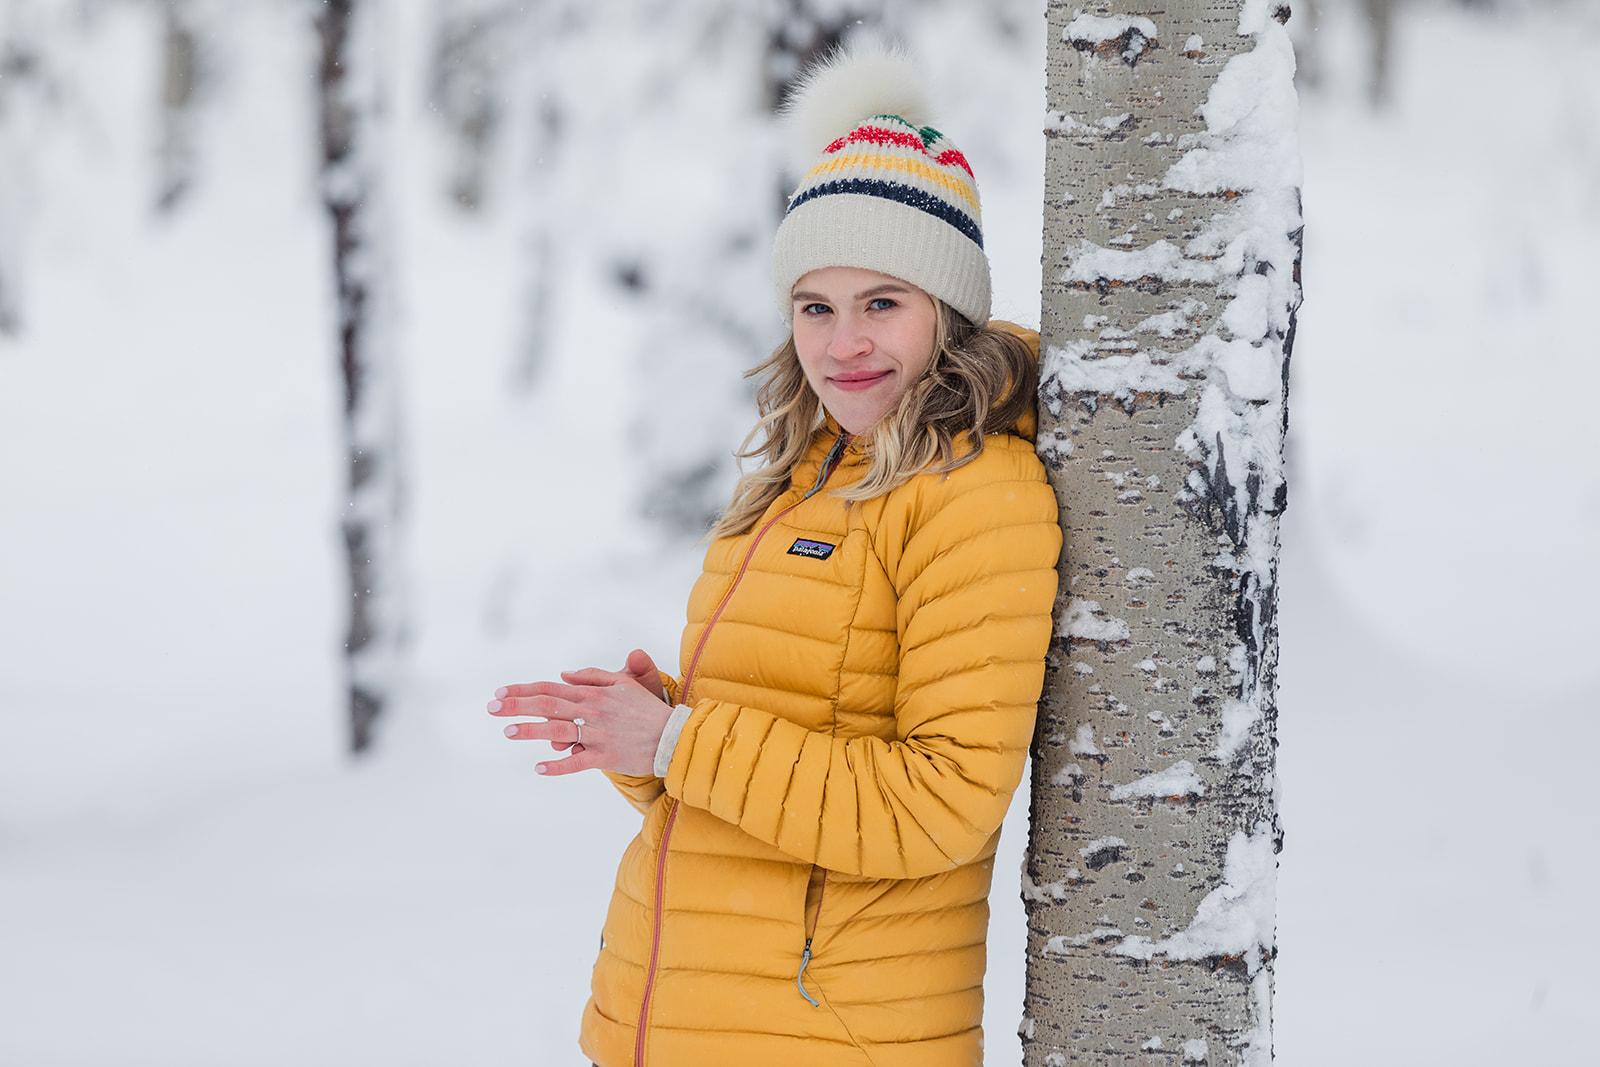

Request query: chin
[{"left": 831, "top": 407, "right": 887, "bottom": 436}]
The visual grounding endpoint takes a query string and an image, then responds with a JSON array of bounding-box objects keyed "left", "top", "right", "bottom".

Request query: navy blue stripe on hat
[{"left": 786, "top": 178, "right": 984, "bottom": 250}]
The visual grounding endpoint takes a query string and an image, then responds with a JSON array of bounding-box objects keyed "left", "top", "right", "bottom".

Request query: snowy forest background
[{"left": 2, "top": 0, "right": 1597, "bottom": 1063}]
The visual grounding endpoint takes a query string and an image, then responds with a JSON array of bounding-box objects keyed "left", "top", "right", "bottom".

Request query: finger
[
  {"left": 502, "top": 720, "right": 585, "bottom": 745},
  {"left": 494, "top": 681, "right": 592, "bottom": 702},
  {"left": 625, "top": 648, "right": 657, "bottom": 678},
  {"left": 624, "top": 649, "right": 666, "bottom": 700},
  {"left": 536, "top": 747, "right": 602, "bottom": 777},
  {"left": 487, "top": 687, "right": 588, "bottom": 716},
  {"left": 559, "top": 667, "right": 626, "bottom": 686}
]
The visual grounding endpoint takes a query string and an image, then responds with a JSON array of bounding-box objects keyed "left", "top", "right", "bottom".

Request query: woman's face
[{"left": 791, "top": 266, "right": 938, "bottom": 435}]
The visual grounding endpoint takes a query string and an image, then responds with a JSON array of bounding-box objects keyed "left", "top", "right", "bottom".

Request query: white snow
[
  {"left": 1135, "top": 297, "right": 1207, "bottom": 338},
  {"left": 1044, "top": 110, "right": 1135, "bottom": 136},
  {"left": 1214, "top": 698, "right": 1263, "bottom": 762},
  {"left": 1042, "top": 935, "right": 1073, "bottom": 955},
  {"left": 1050, "top": 762, "right": 1084, "bottom": 786},
  {"left": 1109, "top": 760, "right": 1204, "bottom": 801},
  {"left": 1115, "top": 823, "right": 1277, "bottom": 972},
  {"left": 1068, "top": 724, "right": 1101, "bottom": 757},
  {"left": 1239, "top": 969, "right": 1273, "bottom": 1067},
  {"left": 1182, "top": 1037, "right": 1210, "bottom": 1062},
  {"left": 1036, "top": 425, "right": 1074, "bottom": 463},
  {"left": 1021, "top": 866, "right": 1069, "bottom": 903},
  {"left": 1061, "top": 598, "right": 1132, "bottom": 642},
  {"left": 1063, "top": 14, "right": 1159, "bottom": 45}
]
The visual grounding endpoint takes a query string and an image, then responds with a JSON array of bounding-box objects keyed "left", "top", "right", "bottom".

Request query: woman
[{"left": 488, "top": 46, "right": 1061, "bottom": 1067}]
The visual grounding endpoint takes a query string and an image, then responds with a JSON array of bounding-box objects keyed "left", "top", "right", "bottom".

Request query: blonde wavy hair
[{"left": 709, "top": 301, "right": 1037, "bottom": 540}]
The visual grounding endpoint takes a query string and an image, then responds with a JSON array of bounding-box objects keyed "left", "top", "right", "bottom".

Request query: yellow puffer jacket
[{"left": 581, "top": 327, "right": 1061, "bottom": 1067}]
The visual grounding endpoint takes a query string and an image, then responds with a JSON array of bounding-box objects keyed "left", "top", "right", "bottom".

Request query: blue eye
[
  {"left": 868, "top": 297, "right": 898, "bottom": 311},
  {"left": 800, "top": 302, "right": 832, "bottom": 317}
]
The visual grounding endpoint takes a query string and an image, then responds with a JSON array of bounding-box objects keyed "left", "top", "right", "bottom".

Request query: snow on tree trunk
[
  {"left": 316, "top": 0, "right": 405, "bottom": 754},
  {"left": 156, "top": 0, "right": 199, "bottom": 212},
  {"left": 1022, "top": 0, "right": 1301, "bottom": 1063}
]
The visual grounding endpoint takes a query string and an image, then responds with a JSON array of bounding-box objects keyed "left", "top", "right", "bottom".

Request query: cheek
[
  {"left": 792, "top": 331, "right": 828, "bottom": 386},
  {"left": 900, "top": 330, "right": 937, "bottom": 381}
]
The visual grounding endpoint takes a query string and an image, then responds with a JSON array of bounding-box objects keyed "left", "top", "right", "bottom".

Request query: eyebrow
[{"left": 791, "top": 283, "right": 916, "bottom": 303}]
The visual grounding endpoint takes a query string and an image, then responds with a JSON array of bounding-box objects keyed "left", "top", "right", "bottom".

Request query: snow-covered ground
[{"left": 2, "top": 1, "right": 1596, "bottom": 1063}]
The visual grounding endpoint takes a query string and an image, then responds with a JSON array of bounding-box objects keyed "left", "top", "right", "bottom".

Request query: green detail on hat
[{"left": 869, "top": 115, "right": 944, "bottom": 148}]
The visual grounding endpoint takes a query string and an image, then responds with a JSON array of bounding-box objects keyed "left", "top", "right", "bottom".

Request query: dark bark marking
[{"left": 1069, "top": 28, "right": 1159, "bottom": 68}]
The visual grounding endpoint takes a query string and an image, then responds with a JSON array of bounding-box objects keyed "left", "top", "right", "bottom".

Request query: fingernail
[
  {"left": 503, "top": 725, "right": 518, "bottom": 738},
  {"left": 487, "top": 699, "right": 503, "bottom": 713},
  {"left": 495, "top": 687, "right": 508, "bottom": 698},
  {"left": 535, "top": 763, "right": 548, "bottom": 775}
]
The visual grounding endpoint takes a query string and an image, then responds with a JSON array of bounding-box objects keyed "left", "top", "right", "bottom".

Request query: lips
[{"left": 829, "top": 370, "right": 893, "bottom": 392}]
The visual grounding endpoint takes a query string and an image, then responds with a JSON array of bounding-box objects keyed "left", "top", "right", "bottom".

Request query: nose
[{"left": 827, "top": 313, "right": 872, "bottom": 361}]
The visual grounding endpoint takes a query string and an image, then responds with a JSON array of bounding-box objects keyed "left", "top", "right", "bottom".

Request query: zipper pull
[
  {"left": 804, "top": 431, "right": 851, "bottom": 500},
  {"left": 797, "top": 938, "right": 820, "bottom": 1007}
]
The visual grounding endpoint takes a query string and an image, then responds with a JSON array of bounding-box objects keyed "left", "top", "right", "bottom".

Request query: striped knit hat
[{"left": 772, "top": 46, "right": 990, "bottom": 327}]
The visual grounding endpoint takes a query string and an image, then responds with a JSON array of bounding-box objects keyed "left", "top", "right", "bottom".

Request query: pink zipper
[
  {"left": 633, "top": 799, "right": 679, "bottom": 1067},
  {"left": 630, "top": 431, "right": 849, "bottom": 1066}
]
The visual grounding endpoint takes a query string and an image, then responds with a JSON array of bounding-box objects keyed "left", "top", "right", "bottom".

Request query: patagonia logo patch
[{"left": 787, "top": 538, "right": 836, "bottom": 560}]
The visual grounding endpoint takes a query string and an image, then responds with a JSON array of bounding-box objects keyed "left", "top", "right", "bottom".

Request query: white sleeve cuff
[{"left": 654, "top": 703, "right": 695, "bottom": 778}]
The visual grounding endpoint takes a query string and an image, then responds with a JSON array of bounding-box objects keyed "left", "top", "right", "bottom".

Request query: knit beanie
[{"left": 772, "top": 46, "right": 991, "bottom": 328}]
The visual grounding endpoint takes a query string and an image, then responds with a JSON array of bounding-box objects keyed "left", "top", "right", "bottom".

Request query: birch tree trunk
[
  {"left": 1022, "top": 1, "right": 1301, "bottom": 1063},
  {"left": 0, "top": 8, "right": 42, "bottom": 336},
  {"left": 316, "top": 0, "right": 404, "bottom": 753},
  {"left": 156, "top": 0, "right": 199, "bottom": 212},
  {"left": 511, "top": 1, "right": 567, "bottom": 391},
  {"left": 428, "top": 0, "right": 520, "bottom": 211}
]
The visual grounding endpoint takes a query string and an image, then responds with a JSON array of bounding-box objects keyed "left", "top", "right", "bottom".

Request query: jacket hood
[{"left": 987, "top": 319, "right": 1040, "bottom": 443}]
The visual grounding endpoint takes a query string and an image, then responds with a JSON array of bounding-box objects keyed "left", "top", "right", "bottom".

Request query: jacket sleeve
[
  {"left": 601, "top": 669, "right": 684, "bottom": 815},
  {"left": 660, "top": 446, "right": 1061, "bottom": 879}
]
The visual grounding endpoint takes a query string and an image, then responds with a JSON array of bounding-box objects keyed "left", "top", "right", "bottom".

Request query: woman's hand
[
  {"left": 543, "top": 650, "right": 666, "bottom": 755},
  {"left": 488, "top": 649, "right": 671, "bottom": 777}
]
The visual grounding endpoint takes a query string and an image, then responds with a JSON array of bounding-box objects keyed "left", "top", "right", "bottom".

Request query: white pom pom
[{"left": 781, "top": 41, "right": 930, "bottom": 157}]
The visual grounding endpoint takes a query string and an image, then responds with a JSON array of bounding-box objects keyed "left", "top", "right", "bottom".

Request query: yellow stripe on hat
[{"left": 801, "top": 151, "right": 981, "bottom": 216}]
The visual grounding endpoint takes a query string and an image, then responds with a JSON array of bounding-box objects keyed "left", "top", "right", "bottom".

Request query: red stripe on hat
[
  {"left": 935, "top": 148, "right": 974, "bottom": 177},
  {"left": 824, "top": 125, "right": 929, "bottom": 156}
]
